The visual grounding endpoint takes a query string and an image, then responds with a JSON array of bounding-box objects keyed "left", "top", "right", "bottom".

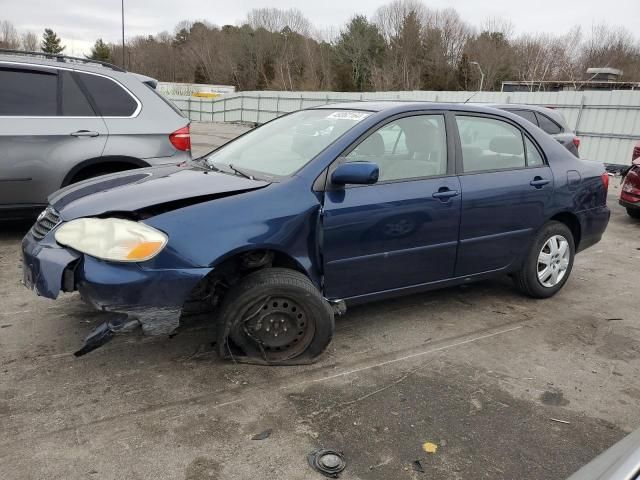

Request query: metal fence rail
[{"left": 167, "top": 90, "right": 640, "bottom": 165}]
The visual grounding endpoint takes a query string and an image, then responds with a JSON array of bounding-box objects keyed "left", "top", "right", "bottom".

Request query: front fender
[{"left": 143, "top": 178, "right": 323, "bottom": 284}]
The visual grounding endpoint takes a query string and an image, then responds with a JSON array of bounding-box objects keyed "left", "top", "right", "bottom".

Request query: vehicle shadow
[{"left": 0, "top": 219, "right": 33, "bottom": 240}]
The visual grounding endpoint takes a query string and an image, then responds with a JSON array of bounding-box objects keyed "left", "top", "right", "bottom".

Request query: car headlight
[{"left": 54, "top": 218, "right": 168, "bottom": 262}]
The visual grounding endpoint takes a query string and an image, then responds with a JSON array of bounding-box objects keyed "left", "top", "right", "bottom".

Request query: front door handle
[
  {"left": 71, "top": 130, "right": 99, "bottom": 137},
  {"left": 530, "top": 177, "right": 550, "bottom": 188},
  {"left": 432, "top": 188, "right": 459, "bottom": 201}
]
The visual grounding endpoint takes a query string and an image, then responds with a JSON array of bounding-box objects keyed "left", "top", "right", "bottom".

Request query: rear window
[
  {"left": 0, "top": 68, "right": 57, "bottom": 116},
  {"left": 535, "top": 112, "right": 562, "bottom": 134},
  {"left": 509, "top": 109, "right": 538, "bottom": 125},
  {"left": 77, "top": 72, "right": 138, "bottom": 117}
]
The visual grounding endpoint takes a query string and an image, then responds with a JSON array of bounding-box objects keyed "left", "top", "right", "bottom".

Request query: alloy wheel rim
[{"left": 537, "top": 235, "right": 570, "bottom": 288}]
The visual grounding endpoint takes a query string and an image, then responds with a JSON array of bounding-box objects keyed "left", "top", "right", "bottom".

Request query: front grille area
[{"left": 31, "top": 207, "right": 61, "bottom": 240}]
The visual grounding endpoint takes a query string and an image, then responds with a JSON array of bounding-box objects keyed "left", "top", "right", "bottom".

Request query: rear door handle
[
  {"left": 530, "top": 177, "right": 550, "bottom": 188},
  {"left": 432, "top": 188, "right": 459, "bottom": 200},
  {"left": 71, "top": 130, "right": 99, "bottom": 137}
]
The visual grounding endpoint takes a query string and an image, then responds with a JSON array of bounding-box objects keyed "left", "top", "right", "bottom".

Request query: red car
[{"left": 620, "top": 141, "right": 640, "bottom": 219}]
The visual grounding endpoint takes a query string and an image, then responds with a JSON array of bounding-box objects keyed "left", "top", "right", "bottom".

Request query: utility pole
[
  {"left": 470, "top": 61, "right": 484, "bottom": 92},
  {"left": 121, "top": 0, "right": 125, "bottom": 69}
]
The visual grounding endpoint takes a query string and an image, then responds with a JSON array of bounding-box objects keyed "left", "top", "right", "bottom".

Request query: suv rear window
[
  {"left": 509, "top": 109, "right": 538, "bottom": 125},
  {"left": 77, "top": 72, "right": 138, "bottom": 117},
  {"left": 0, "top": 68, "right": 57, "bottom": 116}
]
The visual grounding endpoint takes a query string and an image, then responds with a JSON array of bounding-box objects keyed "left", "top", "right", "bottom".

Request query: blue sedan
[{"left": 21, "top": 102, "right": 610, "bottom": 363}]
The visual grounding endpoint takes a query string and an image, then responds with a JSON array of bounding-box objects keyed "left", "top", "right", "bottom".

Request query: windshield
[{"left": 205, "top": 109, "right": 371, "bottom": 177}]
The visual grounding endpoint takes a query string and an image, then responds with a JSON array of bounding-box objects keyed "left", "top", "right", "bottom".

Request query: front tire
[
  {"left": 627, "top": 208, "right": 640, "bottom": 219},
  {"left": 217, "top": 268, "right": 334, "bottom": 365},
  {"left": 514, "top": 221, "right": 575, "bottom": 299}
]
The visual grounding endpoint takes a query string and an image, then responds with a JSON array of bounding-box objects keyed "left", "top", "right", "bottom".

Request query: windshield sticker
[{"left": 326, "top": 111, "right": 371, "bottom": 121}]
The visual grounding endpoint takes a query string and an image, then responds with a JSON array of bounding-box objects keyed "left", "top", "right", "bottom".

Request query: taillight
[
  {"left": 573, "top": 137, "right": 580, "bottom": 149},
  {"left": 601, "top": 172, "right": 609, "bottom": 192},
  {"left": 169, "top": 125, "right": 191, "bottom": 151}
]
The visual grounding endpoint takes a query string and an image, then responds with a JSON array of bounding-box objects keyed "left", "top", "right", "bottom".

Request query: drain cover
[{"left": 307, "top": 449, "right": 346, "bottom": 478}]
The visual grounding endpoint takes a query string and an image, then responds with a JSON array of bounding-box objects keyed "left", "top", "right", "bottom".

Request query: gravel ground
[{"left": 0, "top": 122, "right": 638, "bottom": 479}]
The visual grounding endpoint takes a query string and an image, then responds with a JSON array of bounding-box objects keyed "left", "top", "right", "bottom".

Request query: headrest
[
  {"left": 489, "top": 136, "right": 523, "bottom": 156},
  {"left": 403, "top": 123, "right": 438, "bottom": 154}
]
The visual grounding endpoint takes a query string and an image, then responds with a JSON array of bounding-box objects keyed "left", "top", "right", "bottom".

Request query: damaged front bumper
[{"left": 22, "top": 230, "right": 211, "bottom": 355}]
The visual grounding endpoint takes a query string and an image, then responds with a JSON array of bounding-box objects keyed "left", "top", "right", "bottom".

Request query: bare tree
[
  {"left": 373, "top": 0, "right": 429, "bottom": 41},
  {"left": 245, "top": 8, "right": 311, "bottom": 36},
  {"left": 21, "top": 31, "right": 38, "bottom": 51},
  {"left": 0, "top": 20, "right": 20, "bottom": 49}
]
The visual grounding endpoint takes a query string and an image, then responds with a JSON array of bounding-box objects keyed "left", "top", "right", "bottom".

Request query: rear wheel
[
  {"left": 514, "top": 221, "right": 575, "bottom": 298},
  {"left": 217, "top": 268, "right": 334, "bottom": 365},
  {"left": 627, "top": 208, "right": 640, "bottom": 219}
]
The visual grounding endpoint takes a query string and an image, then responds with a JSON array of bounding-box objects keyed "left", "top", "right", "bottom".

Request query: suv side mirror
[{"left": 331, "top": 161, "right": 379, "bottom": 186}]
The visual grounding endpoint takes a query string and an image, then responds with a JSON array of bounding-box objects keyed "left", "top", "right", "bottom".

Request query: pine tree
[
  {"left": 41, "top": 28, "right": 65, "bottom": 54},
  {"left": 88, "top": 38, "right": 111, "bottom": 62}
]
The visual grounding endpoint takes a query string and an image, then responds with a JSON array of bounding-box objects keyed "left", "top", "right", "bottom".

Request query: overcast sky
[{"left": 4, "top": 0, "right": 640, "bottom": 55}]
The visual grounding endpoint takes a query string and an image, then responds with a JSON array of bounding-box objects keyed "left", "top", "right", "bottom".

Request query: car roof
[
  {"left": 482, "top": 103, "right": 571, "bottom": 129},
  {"left": 312, "top": 101, "right": 513, "bottom": 116},
  {"left": 0, "top": 51, "right": 129, "bottom": 78}
]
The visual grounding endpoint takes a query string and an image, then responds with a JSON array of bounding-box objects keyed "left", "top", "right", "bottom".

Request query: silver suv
[
  {"left": 489, "top": 103, "right": 581, "bottom": 157},
  {"left": 0, "top": 50, "right": 191, "bottom": 219}
]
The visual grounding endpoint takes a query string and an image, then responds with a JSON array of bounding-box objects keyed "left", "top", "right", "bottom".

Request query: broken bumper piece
[{"left": 22, "top": 230, "right": 212, "bottom": 355}]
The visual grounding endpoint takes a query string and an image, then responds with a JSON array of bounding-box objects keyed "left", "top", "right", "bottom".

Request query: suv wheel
[
  {"left": 217, "top": 268, "right": 334, "bottom": 365},
  {"left": 514, "top": 221, "right": 575, "bottom": 298}
]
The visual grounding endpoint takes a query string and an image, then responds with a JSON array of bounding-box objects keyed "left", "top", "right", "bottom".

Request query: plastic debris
[
  {"left": 412, "top": 460, "right": 425, "bottom": 473},
  {"left": 422, "top": 442, "right": 438, "bottom": 454},
  {"left": 307, "top": 449, "right": 346, "bottom": 478},
  {"left": 251, "top": 429, "right": 272, "bottom": 440},
  {"left": 550, "top": 418, "right": 571, "bottom": 424}
]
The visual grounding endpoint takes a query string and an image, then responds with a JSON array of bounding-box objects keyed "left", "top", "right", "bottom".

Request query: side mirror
[{"left": 331, "top": 161, "right": 379, "bottom": 186}]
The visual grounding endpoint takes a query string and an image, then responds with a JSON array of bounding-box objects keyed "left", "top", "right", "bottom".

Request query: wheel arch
[
  {"left": 549, "top": 211, "right": 581, "bottom": 250},
  {"left": 211, "top": 246, "right": 316, "bottom": 285},
  {"left": 181, "top": 246, "right": 320, "bottom": 322},
  {"left": 61, "top": 156, "right": 150, "bottom": 187}
]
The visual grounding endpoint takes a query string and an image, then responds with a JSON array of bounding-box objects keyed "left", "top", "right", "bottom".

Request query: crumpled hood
[{"left": 49, "top": 164, "right": 270, "bottom": 220}]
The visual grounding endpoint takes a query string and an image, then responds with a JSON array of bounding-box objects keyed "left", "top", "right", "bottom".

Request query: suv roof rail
[{"left": 0, "top": 48, "right": 126, "bottom": 72}]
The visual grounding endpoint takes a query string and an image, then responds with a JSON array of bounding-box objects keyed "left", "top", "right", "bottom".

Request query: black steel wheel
[
  {"left": 217, "top": 268, "right": 334, "bottom": 365},
  {"left": 230, "top": 295, "right": 316, "bottom": 362}
]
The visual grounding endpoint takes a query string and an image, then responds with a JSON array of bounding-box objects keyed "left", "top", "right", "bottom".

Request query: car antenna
[{"left": 463, "top": 89, "right": 481, "bottom": 104}]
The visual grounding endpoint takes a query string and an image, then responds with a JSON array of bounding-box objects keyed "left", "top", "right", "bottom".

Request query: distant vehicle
[
  {"left": 22, "top": 103, "right": 610, "bottom": 363},
  {"left": 489, "top": 104, "right": 580, "bottom": 157},
  {"left": 566, "top": 427, "right": 640, "bottom": 479},
  {"left": 0, "top": 49, "right": 191, "bottom": 219},
  {"left": 620, "top": 141, "right": 640, "bottom": 218}
]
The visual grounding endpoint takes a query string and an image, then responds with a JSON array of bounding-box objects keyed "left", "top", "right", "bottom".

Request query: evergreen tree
[
  {"left": 87, "top": 38, "right": 111, "bottom": 62},
  {"left": 333, "top": 16, "right": 385, "bottom": 91},
  {"left": 194, "top": 63, "right": 208, "bottom": 83},
  {"left": 41, "top": 28, "right": 65, "bottom": 54}
]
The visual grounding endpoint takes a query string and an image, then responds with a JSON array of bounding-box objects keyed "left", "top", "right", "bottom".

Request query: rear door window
[
  {"left": 77, "top": 72, "right": 138, "bottom": 117},
  {"left": 0, "top": 67, "right": 57, "bottom": 116},
  {"left": 60, "top": 71, "right": 95, "bottom": 116},
  {"left": 535, "top": 112, "right": 562, "bottom": 134},
  {"left": 456, "top": 115, "right": 526, "bottom": 173}
]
